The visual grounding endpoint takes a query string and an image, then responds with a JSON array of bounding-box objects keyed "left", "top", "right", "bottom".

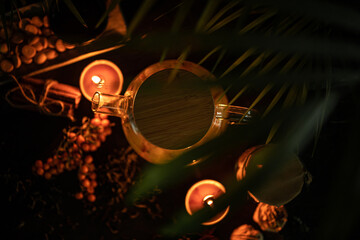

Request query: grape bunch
[
  {"left": 33, "top": 114, "right": 114, "bottom": 202},
  {"left": 75, "top": 155, "right": 98, "bottom": 202}
]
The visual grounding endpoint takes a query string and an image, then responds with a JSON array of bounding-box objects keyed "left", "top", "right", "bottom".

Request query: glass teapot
[{"left": 92, "top": 60, "right": 254, "bottom": 164}]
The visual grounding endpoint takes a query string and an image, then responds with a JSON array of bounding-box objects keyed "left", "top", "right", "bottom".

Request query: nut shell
[
  {"left": 1, "top": 59, "right": 14, "bottom": 72},
  {"left": 253, "top": 202, "right": 288, "bottom": 232},
  {"left": 35, "top": 52, "right": 47, "bottom": 64},
  {"left": 55, "top": 39, "right": 66, "bottom": 52},
  {"left": 230, "top": 224, "right": 263, "bottom": 240},
  {"left": 22, "top": 45, "right": 37, "bottom": 58},
  {"left": 21, "top": 55, "right": 33, "bottom": 64},
  {"left": 24, "top": 24, "right": 39, "bottom": 35}
]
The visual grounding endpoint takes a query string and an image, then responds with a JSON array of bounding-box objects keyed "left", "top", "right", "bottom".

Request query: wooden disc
[{"left": 134, "top": 69, "right": 214, "bottom": 150}]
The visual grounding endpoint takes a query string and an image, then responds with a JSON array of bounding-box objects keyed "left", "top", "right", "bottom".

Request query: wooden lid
[{"left": 134, "top": 68, "right": 214, "bottom": 150}]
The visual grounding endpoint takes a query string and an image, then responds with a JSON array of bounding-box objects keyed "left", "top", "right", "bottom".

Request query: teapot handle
[{"left": 215, "top": 104, "right": 256, "bottom": 125}]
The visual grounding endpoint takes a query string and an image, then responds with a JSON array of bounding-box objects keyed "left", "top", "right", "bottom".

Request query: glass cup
[{"left": 92, "top": 60, "right": 255, "bottom": 164}]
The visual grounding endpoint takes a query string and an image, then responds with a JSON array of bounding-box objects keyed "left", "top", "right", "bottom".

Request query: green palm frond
[
  {"left": 126, "top": 0, "right": 158, "bottom": 37},
  {"left": 123, "top": 0, "right": 359, "bottom": 236},
  {"left": 62, "top": 0, "right": 87, "bottom": 28}
]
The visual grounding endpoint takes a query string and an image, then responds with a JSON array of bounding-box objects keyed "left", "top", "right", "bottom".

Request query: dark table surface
[{"left": 1, "top": 1, "right": 360, "bottom": 240}]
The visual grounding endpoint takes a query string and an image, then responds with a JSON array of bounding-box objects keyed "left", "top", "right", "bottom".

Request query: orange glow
[
  {"left": 185, "top": 179, "right": 230, "bottom": 225},
  {"left": 79, "top": 60, "right": 123, "bottom": 101}
]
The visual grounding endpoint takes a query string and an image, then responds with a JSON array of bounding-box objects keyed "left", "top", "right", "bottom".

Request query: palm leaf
[
  {"left": 126, "top": 0, "right": 158, "bottom": 37},
  {"left": 197, "top": 45, "right": 222, "bottom": 65},
  {"left": 95, "top": 0, "right": 121, "bottom": 29},
  {"left": 211, "top": 48, "right": 226, "bottom": 73},
  {"left": 238, "top": 10, "right": 277, "bottom": 34},
  {"left": 220, "top": 48, "right": 256, "bottom": 78},
  {"left": 62, "top": 0, "right": 87, "bottom": 28},
  {"left": 203, "top": 0, "right": 240, "bottom": 31},
  {"left": 195, "top": 0, "right": 221, "bottom": 32},
  {"left": 207, "top": 7, "right": 244, "bottom": 33}
]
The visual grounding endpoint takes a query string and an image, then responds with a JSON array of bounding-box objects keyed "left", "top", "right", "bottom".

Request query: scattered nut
[
  {"left": 28, "top": 35, "right": 40, "bottom": 45},
  {"left": 0, "top": 43, "right": 9, "bottom": 54},
  {"left": 31, "top": 16, "right": 43, "bottom": 28},
  {"left": 21, "top": 45, "right": 37, "bottom": 58},
  {"left": 40, "top": 37, "right": 48, "bottom": 49},
  {"left": 55, "top": 39, "right": 66, "bottom": 52},
  {"left": 33, "top": 41, "right": 44, "bottom": 52},
  {"left": 1, "top": 59, "right": 14, "bottom": 72},
  {"left": 35, "top": 52, "right": 47, "bottom": 64},
  {"left": 24, "top": 24, "right": 39, "bottom": 35},
  {"left": 43, "top": 49, "right": 58, "bottom": 60},
  {"left": 21, "top": 55, "right": 33, "bottom": 64},
  {"left": 18, "top": 18, "right": 31, "bottom": 29},
  {"left": 64, "top": 42, "right": 76, "bottom": 49},
  {"left": 1, "top": 14, "right": 76, "bottom": 72},
  {"left": 43, "top": 16, "right": 49, "bottom": 28}
]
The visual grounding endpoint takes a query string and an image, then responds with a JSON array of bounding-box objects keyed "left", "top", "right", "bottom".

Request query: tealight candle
[
  {"left": 79, "top": 59, "right": 123, "bottom": 101},
  {"left": 185, "top": 179, "right": 230, "bottom": 225}
]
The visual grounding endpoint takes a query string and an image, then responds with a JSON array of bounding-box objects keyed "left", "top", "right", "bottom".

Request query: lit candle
[
  {"left": 79, "top": 60, "right": 123, "bottom": 101},
  {"left": 185, "top": 179, "right": 230, "bottom": 225}
]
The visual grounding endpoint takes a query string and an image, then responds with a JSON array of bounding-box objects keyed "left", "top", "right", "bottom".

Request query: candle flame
[{"left": 92, "top": 75, "right": 102, "bottom": 84}]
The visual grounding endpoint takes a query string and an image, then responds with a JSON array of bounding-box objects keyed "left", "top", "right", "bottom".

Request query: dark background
[{"left": 1, "top": 0, "right": 360, "bottom": 239}]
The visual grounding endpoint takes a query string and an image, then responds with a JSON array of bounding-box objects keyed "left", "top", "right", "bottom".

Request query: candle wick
[{"left": 203, "top": 195, "right": 215, "bottom": 208}]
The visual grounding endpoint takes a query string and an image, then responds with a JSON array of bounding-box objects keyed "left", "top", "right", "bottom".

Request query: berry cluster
[
  {"left": 75, "top": 155, "right": 98, "bottom": 202},
  {"left": 33, "top": 114, "right": 114, "bottom": 202}
]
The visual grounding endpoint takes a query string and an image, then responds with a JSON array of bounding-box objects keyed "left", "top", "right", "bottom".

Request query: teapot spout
[{"left": 91, "top": 91, "right": 129, "bottom": 118}]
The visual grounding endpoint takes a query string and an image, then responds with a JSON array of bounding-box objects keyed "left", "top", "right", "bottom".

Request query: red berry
[
  {"left": 75, "top": 192, "right": 83, "bottom": 200},
  {"left": 87, "top": 187, "right": 95, "bottom": 194},
  {"left": 82, "top": 179, "right": 91, "bottom": 188},
  {"left": 91, "top": 118, "right": 101, "bottom": 126},
  {"left": 97, "top": 126, "right": 104, "bottom": 134},
  {"left": 99, "top": 134, "right": 106, "bottom": 142},
  {"left": 35, "top": 160, "right": 43, "bottom": 168},
  {"left": 68, "top": 132, "right": 76, "bottom": 141},
  {"left": 47, "top": 157, "right": 53, "bottom": 165},
  {"left": 101, "top": 119, "right": 110, "bottom": 127},
  {"left": 89, "top": 144, "right": 97, "bottom": 152},
  {"left": 104, "top": 128, "right": 112, "bottom": 136},
  {"left": 84, "top": 155, "right": 93, "bottom": 164},
  {"left": 58, "top": 163, "right": 65, "bottom": 170},
  {"left": 99, "top": 114, "right": 107, "bottom": 119},
  {"left": 88, "top": 163, "right": 95, "bottom": 171},
  {"left": 90, "top": 180, "right": 97, "bottom": 188},
  {"left": 78, "top": 173, "right": 86, "bottom": 181},
  {"left": 82, "top": 143, "right": 90, "bottom": 152},
  {"left": 44, "top": 172, "right": 52, "bottom": 180},
  {"left": 72, "top": 143, "right": 79, "bottom": 151},
  {"left": 36, "top": 168, "right": 44, "bottom": 176},
  {"left": 43, "top": 163, "right": 50, "bottom": 170},
  {"left": 80, "top": 165, "right": 89, "bottom": 174},
  {"left": 87, "top": 194, "right": 96, "bottom": 202},
  {"left": 77, "top": 135, "right": 85, "bottom": 145},
  {"left": 89, "top": 172, "right": 97, "bottom": 180}
]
